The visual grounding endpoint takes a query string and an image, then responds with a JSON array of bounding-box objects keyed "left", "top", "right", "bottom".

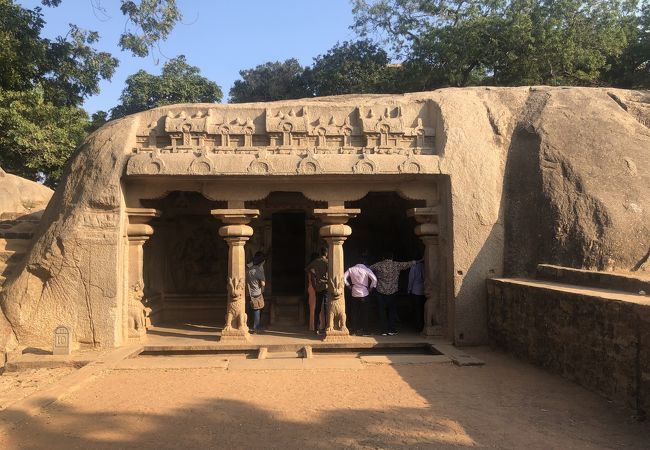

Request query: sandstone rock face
[
  {"left": 0, "top": 169, "right": 52, "bottom": 216},
  {"left": 0, "top": 87, "right": 647, "bottom": 352},
  {"left": 0, "top": 168, "right": 53, "bottom": 355}
]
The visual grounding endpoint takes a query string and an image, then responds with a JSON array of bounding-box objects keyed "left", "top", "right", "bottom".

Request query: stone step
[
  {"left": 536, "top": 264, "right": 650, "bottom": 295},
  {"left": 0, "top": 238, "right": 30, "bottom": 252},
  {"left": 0, "top": 231, "right": 33, "bottom": 239}
]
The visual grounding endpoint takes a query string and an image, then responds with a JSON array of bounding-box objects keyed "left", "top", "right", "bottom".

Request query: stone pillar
[
  {"left": 305, "top": 218, "right": 315, "bottom": 262},
  {"left": 126, "top": 208, "right": 160, "bottom": 342},
  {"left": 313, "top": 205, "right": 360, "bottom": 341},
  {"left": 408, "top": 207, "right": 443, "bottom": 336},
  {"left": 211, "top": 207, "right": 260, "bottom": 342}
]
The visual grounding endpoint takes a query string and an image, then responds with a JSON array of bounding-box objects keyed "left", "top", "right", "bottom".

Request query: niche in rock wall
[{"left": 142, "top": 192, "right": 228, "bottom": 297}]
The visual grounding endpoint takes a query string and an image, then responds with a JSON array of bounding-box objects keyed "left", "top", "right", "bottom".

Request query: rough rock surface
[
  {"left": 0, "top": 168, "right": 53, "bottom": 355},
  {"left": 0, "top": 87, "right": 648, "bottom": 353},
  {"left": 0, "top": 168, "right": 52, "bottom": 216}
]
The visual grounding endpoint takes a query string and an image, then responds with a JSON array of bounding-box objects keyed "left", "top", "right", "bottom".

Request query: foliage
[
  {"left": 111, "top": 55, "right": 222, "bottom": 118},
  {"left": 229, "top": 59, "right": 310, "bottom": 103},
  {"left": 0, "top": 0, "right": 118, "bottom": 107},
  {"left": 352, "top": 0, "right": 647, "bottom": 88},
  {"left": 42, "top": 0, "right": 182, "bottom": 58},
  {"left": 303, "top": 40, "right": 397, "bottom": 96},
  {"left": 0, "top": 0, "right": 120, "bottom": 183},
  {"left": 0, "top": 87, "right": 88, "bottom": 185}
]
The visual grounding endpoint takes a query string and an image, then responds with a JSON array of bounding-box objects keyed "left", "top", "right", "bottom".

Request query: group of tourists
[{"left": 244, "top": 248, "right": 423, "bottom": 336}]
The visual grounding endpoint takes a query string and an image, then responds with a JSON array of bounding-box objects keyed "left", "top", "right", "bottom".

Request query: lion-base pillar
[
  {"left": 212, "top": 207, "right": 259, "bottom": 342},
  {"left": 408, "top": 207, "right": 443, "bottom": 337},
  {"left": 314, "top": 206, "right": 360, "bottom": 342}
]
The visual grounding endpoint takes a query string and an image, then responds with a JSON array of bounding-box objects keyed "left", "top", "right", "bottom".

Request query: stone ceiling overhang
[{"left": 123, "top": 174, "right": 440, "bottom": 205}]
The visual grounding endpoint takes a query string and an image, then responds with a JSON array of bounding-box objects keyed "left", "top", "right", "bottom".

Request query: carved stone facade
[{"left": 127, "top": 103, "right": 437, "bottom": 177}]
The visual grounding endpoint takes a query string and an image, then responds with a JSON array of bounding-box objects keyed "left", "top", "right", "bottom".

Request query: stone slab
[
  {"left": 4, "top": 354, "right": 92, "bottom": 372},
  {"left": 113, "top": 355, "right": 228, "bottom": 370},
  {"left": 227, "top": 357, "right": 362, "bottom": 370},
  {"left": 360, "top": 354, "right": 451, "bottom": 365},
  {"left": 536, "top": 264, "right": 650, "bottom": 295}
]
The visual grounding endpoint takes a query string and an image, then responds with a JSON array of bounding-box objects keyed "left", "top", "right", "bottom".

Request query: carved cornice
[{"left": 132, "top": 103, "right": 436, "bottom": 156}]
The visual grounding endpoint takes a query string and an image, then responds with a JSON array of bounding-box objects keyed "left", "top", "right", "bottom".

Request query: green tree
[
  {"left": 0, "top": 0, "right": 118, "bottom": 184},
  {"left": 42, "top": 0, "right": 182, "bottom": 58},
  {"left": 304, "top": 40, "right": 397, "bottom": 96},
  {"left": 353, "top": 0, "right": 640, "bottom": 88},
  {"left": 229, "top": 59, "right": 310, "bottom": 103},
  {"left": 111, "top": 55, "right": 222, "bottom": 119},
  {"left": 0, "top": 87, "right": 88, "bottom": 184}
]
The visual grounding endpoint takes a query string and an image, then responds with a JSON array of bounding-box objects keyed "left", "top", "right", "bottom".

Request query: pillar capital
[
  {"left": 313, "top": 207, "right": 360, "bottom": 225},
  {"left": 407, "top": 207, "right": 439, "bottom": 224},
  {"left": 126, "top": 208, "right": 160, "bottom": 240},
  {"left": 211, "top": 208, "right": 259, "bottom": 225},
  {"left": 408, "top": 207, "right": 440, "bottom": 238}
]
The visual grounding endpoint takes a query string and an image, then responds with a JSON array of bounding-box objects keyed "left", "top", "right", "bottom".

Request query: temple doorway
[{"left": 271, "top": 211, "right": 306, "bottom": 296}]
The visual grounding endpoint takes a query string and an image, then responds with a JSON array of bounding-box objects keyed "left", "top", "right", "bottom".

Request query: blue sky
[{"left": 19, "top": 0, "right": 358, "bottom": 114}]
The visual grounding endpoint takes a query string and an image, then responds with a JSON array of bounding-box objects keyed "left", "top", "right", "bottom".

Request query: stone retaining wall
[{"left": 487, "top": 278, "right": 649, "bottom": 418}]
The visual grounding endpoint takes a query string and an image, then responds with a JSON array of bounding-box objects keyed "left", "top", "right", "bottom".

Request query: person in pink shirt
[{"left": 343, "top": 258, "right": 378, "bottom": 336}]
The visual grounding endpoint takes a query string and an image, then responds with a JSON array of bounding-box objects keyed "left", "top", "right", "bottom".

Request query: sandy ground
[
  {"left": 0, "top": 368, "right": 74, "bottom": 411},
  {"left": 0, "top": 348, "right": 648, "bottom": 449}
]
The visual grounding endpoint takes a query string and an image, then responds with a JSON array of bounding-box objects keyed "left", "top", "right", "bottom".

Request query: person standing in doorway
[
  {"left": 246, "top": 251, "right": 266, "bottom": 334},
  {"left": 305, "top": 246, "right": 328, "bottom": 335},
  {"left": 306, "top": 252, "right": 319, "bottom": 331},
  {"left": 408, "top": 259, "right": 426, "bottom": 331},
  {"left": 344, "top": 257, "right": 377, "bottom": 336},
  {"left": 370, "top": 253, "right": 416, "bottom": 336}
]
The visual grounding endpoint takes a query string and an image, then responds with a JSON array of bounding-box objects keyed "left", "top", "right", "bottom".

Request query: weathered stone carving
[
  {"left": 399, "top": 156, "right": 422, "bottom": 174},
  {"left": 189, "top": 155, "right": 213, "bottom": 174},
  {"left": 128, "top": 283, "right": 149, "bottom": 339},
  {"left": 132, "top": 104, "right": 436, "bottom": 157},
  {"left": 353, "top": 156, "right": 377, "bottom": 174},
  {"left": 53, "top": 325, "right": 72, "bottom": 355},
  {"left": 248, "top": 156, "right": 273, "bottom": 174},
  {"left": 422, "top": 277, "right": 441, "bottom": 335},
  {"left": 224, "top": 277, "right": 247, "bottom": 332},
  {"left": 326, "top": 276, "right": 348, "bottom": 334},
  {"left": 296, "top": 152, "right": 322, "bottom": 174}
]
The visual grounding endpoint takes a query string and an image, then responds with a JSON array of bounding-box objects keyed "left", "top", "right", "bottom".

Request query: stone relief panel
[
  {"left": 127, "top": 102, "right": 439, "bottom": 176},
  {"left": 162, "top": 217, "right": 228, "bottom": 294}
]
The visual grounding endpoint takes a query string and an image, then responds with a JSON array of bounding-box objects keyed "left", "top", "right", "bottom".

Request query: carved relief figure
[
  {"left": 224, "top": 277, "right": 247, "bottom": 332},
  {"left": 128, "top": 283, "right": 150, "bottom": 338},
  {"left": 422, "top": 277, "right": 440, "bottom": 331},
  {"left": 326, "top": 276, "right": 348, "bottom": 333}
]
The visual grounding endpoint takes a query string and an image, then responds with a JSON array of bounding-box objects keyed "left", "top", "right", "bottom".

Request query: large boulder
[
  {"left": 0, "top": 168, "right": 53, "bottom": 356},
  {"left": 0, "top": 87, "right": 647, "bottom": 352},
  {"left": 502, "top": 88, "right": 650, "bottom": 275},
  {"left": 0, "top": 168, "right": 52, "bottom": 216}
]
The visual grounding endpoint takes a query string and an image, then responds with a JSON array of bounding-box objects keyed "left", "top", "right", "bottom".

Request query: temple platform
[{"left": 142, "top": 323, "right": 483, "bottom": 366}]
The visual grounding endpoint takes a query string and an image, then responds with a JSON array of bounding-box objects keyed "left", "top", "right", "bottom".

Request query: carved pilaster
[
  {"left": 126, "top": 208, "right": 160, "bottom": 342},
  {"left": 407, "top": 207, "right": 443, "bottom": 336},
  {"left": 212, "top": 208, "right": 259, "bottom": 341},
  {"left": 313, "top": 206, "right": 360, "bottom": 341}
]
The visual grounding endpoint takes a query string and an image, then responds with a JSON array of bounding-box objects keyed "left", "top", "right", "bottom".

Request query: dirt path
[{"left": 0, "top": 348, "right": 648, "bottom": 449}]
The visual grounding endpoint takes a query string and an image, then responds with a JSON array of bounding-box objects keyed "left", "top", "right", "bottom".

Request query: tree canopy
[
  {"left": 229, "top": 59, "right": 310, "bottom": 103},
  {"left": 110, "top": 56, "right": 222, "bottom": 119},
  {"left": 352, "top": 0, "right": 649, "bottom": 88},
  {"left": 0, "top": 0, "right": 185, "bottom": 185},
  {"left": 304, "top": 40, "right": 397, "bottom": 96}
]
